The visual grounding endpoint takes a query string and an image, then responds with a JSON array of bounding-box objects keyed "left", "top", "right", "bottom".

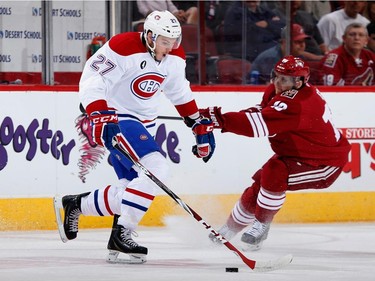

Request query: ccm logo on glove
[
  {"left": 89, "top": 111, "right": 120, "bottom": 149},
  {"left": 91, "top": 114, "right": 118, "bottom": 124}
]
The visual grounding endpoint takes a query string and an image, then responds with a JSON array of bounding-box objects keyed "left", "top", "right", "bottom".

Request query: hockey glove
[
  {"left": 89, "top": 111, "right": 120, "bottom": 150},
  {"left": 199, "top": 107, "right": 224, "bottom": 129},
  {"left": 192, "top": 118, "right": 215, "bottom": 163}
]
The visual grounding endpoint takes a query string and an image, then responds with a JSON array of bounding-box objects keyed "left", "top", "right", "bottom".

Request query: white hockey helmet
[{"left": 143, "top": 10, "right": 182, "bottom": 55}]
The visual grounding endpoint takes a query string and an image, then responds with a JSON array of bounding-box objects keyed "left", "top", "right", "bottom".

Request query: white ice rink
[{"left": 1, "top": 218, "right": 374, "bottom": 281}]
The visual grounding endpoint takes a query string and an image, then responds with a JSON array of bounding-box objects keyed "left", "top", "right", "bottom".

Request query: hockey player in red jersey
[
  {"left": 321, "top": 22, "right": 375, "bottom": 86},
  {"left": 53, "top": 10, "right": 215, "bottom": 263},
  {"left": 201, "top": 55, "right": 351, "bottom": 250}
]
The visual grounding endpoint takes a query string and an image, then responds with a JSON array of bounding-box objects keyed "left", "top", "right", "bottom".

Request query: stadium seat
[{"left": 208, "top": 57, "right": 251, "bottom": 84}]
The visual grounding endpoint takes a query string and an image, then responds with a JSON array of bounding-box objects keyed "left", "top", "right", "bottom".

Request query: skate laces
[
  {"left": 68, "top": 208, "right": 81, "bottom": 232},
  {"left": 209, "top": 224, "right": 237, "bottom": 244},
  {"left": 246, "top": 220, "right": 269, "bottom": 238},
  {"left": 120, "top": 228, "right": 139, "bottom": 247}
]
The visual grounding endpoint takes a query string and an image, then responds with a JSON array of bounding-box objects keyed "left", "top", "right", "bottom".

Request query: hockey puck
[{"left": 225, "top": 267, "right": 239, "bottom": 272}]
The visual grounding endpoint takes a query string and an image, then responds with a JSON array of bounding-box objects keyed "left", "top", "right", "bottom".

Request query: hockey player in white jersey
[{"left": 54, "top": 10, "right": 215, "bottom": 264}]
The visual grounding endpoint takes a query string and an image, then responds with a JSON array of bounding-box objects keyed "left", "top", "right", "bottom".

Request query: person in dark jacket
[{"left": 223, "top": 1, "right": 285, "bottom": 62}]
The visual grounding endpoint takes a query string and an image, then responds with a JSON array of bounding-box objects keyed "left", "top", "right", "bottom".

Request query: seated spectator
[
  {"left": 331, "top": 1, "right": 346, "bottom": 11},
  {"left": 317, "top": 1, "right": 369, "bottom": 51},
  {"left": 363, "top": 1, "right": 375, "bottom": 22},
  {"left": 273, "top": 1, "right": 328, "bottom": 56},
  {"left": 223, "top": 0, "right": 285, "bottom": 62},
  {"left": 136, "top": 0, "right": 198, "bottom": 24},
  {"left": 367, "top": 22, "right": 375, "bottom": 53},
  {"left": 250, "top": 24, "right": 318, "bottom": 84},
  {"left": 205, "top": 1, "right": 232, "bottom": 31},
  {"left": 300, "top": 0, "right": 332, "bottom": 21},
  {"left": 321, "top": 23, "right": 375, "bottom": 86},
  {"left": 259, "top": 1, "right": 278, "bottom": 10}
]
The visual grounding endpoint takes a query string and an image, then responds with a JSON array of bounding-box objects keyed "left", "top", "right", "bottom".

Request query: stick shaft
[
  {"left": 157, "top": 115, "right": 183, "bottom": 120},
  {"left": 113, "top": 135, "right": 256, "bottom": 269}
]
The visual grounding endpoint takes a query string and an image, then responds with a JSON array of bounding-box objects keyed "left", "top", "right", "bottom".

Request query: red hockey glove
[
  {"left": 192, "top": 118, "right": 215, "bottom": 163},
  {"left": 199, "top": 107, "right": 224, "bottom": 129},
  {"left": 89, "top": 111, "right": 120, "bottom": 149}
]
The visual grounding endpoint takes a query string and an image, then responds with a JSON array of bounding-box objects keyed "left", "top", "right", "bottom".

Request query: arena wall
[{"left": 0, "top": 88, "right": 374, "bottom": 230}]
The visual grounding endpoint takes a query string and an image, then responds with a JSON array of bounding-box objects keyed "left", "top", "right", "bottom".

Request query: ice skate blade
[
  {"left": 53, "top": 196, "right": 68, "bottom": 243},
  {"left": 106, "top": 250, "right": 147, "bottom": 264}
]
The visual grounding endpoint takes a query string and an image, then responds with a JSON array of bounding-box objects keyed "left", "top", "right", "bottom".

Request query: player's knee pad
[
  {"left": 240, "top": 181, "right": 260, "bottom": 214},
  {"left": 261, "top": 157, "right": 288, "bottom": 193},
  {"left": 138, "top": 151, "right": 169, "bottom": 182}
]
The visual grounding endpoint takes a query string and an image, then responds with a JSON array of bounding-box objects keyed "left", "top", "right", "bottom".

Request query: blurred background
[{"left": 0, "top": 0, "right": 374, "bottom": 86}]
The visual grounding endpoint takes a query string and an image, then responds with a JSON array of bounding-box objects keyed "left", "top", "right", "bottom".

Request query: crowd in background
[{"left": 131, "top": 0, "right": 375, "bottom": 86}]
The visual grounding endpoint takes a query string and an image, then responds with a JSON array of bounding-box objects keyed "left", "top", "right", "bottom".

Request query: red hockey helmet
[{"left": 273, "top": 55, "right": 310, "bottom": 83}]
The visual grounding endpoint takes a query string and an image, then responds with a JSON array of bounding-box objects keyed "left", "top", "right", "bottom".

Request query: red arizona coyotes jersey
[
  {"left": 79, "top": 32, "right": 198, "bottom": 120},
  {"left": 321, "top": 45, "right": 375, "bottom": 86},
  {"left": 221, "top": 84, "right": 350, "bottom": 167}
]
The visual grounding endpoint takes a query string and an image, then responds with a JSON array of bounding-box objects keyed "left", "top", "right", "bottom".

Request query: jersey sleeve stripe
[{"left": 245, "top": 112, "right": 269, "bottom": 137}]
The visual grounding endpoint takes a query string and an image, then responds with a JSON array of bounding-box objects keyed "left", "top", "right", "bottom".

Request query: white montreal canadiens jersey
[{"left": 79, "top": 32, "right": 194, "bottom": 121}]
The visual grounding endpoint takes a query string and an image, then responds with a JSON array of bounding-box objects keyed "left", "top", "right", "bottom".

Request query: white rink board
[{"left": 0, "top": 90, "right": 374, "bottom": 198}]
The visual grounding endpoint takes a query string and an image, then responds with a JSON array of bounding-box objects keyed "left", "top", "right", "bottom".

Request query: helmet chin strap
[{"left": 144, "top": 32, "right": 160, "bottom": 62}]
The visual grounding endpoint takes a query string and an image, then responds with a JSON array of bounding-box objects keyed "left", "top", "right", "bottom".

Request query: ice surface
[{"left": 0, "top": 219, "right": 374, "bottom": 281}]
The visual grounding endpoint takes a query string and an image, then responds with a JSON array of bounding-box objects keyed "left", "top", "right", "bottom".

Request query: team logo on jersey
[
  {"left": 281, "top": 89, "right": 298, "bottom": 99},
  {"left": 131, "top": 72, "right": 165, "bottom": 100},
  {"left": 323, "top": 53, "right": 338, "bottom": 68},
  {"left": 352, "top": 67, "right": 374, "bottom": 86}
]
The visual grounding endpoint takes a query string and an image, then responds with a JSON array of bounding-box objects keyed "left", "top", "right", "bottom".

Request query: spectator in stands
[
  {"left": 204, "top": 1, "right": 233, "bottom": 56},
  {"left": 259, "top": 1, "right": 278, "bottom": 10},
  {"left": 205, "top": 1, "right": 232, "bottom": 31},
  {"left": 321, "top": 23, "right": 375, "bottom": 86},
  {"left": 137, "top": 0, "right": 198, "bottom": 24},
  {"left": 317, "top": 1, "right": 370, "bottom": 51},
  {"left": 300, "top": 0, "right": 332, "bottom": 21},
  {"left": 363, "top": 1, "right": 375, "bottom": 22},
  {"left": 250, "top": 24, "right": 321, "bottom": 84},
  {"left": 272, "top": 1, "right": 328, "bottom": 56},
  {"left": 223, "top": 0, "right": 285, "bottom": 62},
  {"left": 367, "top": 22, "right": 375, "bottom": 53},
  {"left": 331, "top": 1, "right": 346, "bottom": 11}
]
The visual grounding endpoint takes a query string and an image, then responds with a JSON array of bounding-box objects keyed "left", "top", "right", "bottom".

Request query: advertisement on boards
[{"left": 0, "top": 91, "right": 374, "bottom": 198}]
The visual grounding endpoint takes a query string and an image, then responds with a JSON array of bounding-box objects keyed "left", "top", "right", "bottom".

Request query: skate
[
  {"left": 208, "top": 224, "right": 238, "bottom": 245},
  {"left": 53, "top": 192, "right": 90, "bottom": 243},
  {"left": 241, "top": 219, "right": 271, "bottom": 251},
  {"left": 106, "top": 223, "right": 148, "bottom": 264}
]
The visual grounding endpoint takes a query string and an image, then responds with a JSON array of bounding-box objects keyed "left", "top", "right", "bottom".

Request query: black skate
[
  {"left": 53, "top": 192, "right": 90, "bottom": 243},
  {"left": 241, "top": 219, "right": 271, "bottom": 251},
  {"left": 106, "top": 218, "right": 147, "bottom": 264}
]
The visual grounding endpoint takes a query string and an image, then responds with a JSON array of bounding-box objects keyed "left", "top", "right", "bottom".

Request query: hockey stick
[
  {"left": 157, "top": 115, "right": 183, "bottom": 121},
  {"left": 112, "top": 135, "right": 293, "bottom": 272}
]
